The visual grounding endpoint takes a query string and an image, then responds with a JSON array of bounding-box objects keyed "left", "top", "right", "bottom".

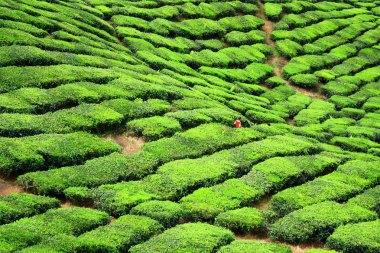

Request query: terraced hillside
[{"left": 0, "top": 0, "right": 379, "bottom": 252}]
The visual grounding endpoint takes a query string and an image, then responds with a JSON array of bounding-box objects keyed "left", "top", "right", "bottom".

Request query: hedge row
[
  {"left": 283, "top": 24, "right": 380, "bottom": 79},
  {"left": 270, "top": 160, "right": 380, "bottom": 216},
  {"left": 180, "top": 151, "right": 343, "bottom": 220},
  {"left": 214, "top": 207, "right": 264, "bottom": 233},
  {"left": 326, "top": 219, "right": 380, "bottom": 253},
  {"left": 270, "top": 201, "right": 377, "bottom": 243},
  {"left": 303, "top": 22, "right": 376, "bottom": 55},
  {"left": 130, "top": 200, "right": 186, "bottom": 228},
  {"left": 76, "top": 215, "right": 163, "bottom": 252},
  {"left": 0, "top": 45, "right": 137, "bottom": 69},
  {"left": 0, "top": 64, "right": 118, "bottom": 93},
  {"left": 0, "top": 103, "right": 124, "bottom": 136},
  {"left": 294, "top": 100, "right": 336, "bottom": 126},
  {"left": 0, "top": 132, "right": 120, "bottom": 175},
  {"left": 218, "top": 240, "right": 292, "bottom": 253},
  {"left": 274, "top": 8, "right": 369, "bottom": 31},
  {"left": 113, "top": 14, "right": 263, "bottom": 39},
  {"left": 0, "top": 82, "right": 132, "bottom": 114},
  {"left": 0, "top": 98, "right": 174, "bottom": 136},
  {"left": 0, "top": 29, "right": 135, "bottom": 64},
  {"left": 347, "top": 185, "right": 380, "bottom": 214},
  {"left": 127, "top": 116, "right": 182, "bottom": 140},
  {"left": 199, "top": 63, "right": 273, "bottom": 83},
  {"left": 0, "top": 207, "right": 110, "bottom": 252},
  {"left": 93, "top": 135, "right": 319, "bottom": 216},
  {"left": 129, "top": 223, "right": 234, "bottom": 253},
  {"left": 18, "top": 124, "right": 262, "bottom": 195},
  {"left": 0, "top": 193, "right": 60, "bottom": 225}
]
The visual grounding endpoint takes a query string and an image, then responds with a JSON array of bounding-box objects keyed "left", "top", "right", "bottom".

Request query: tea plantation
[{"left": 0, "top": 0, "right": 379, "bottom": 252}]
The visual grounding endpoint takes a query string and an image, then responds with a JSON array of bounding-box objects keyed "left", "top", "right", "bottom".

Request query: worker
[{"left": 234, "top": 119, "right": 242, "bottom": 128}]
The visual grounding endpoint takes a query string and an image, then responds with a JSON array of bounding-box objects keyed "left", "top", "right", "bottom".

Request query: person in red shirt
[{"left": 234, "top": 119, "right": 242, "bottom": 128}]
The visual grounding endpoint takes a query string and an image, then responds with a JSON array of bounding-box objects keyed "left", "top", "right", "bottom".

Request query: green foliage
[
  {"left": 215, "top": 207, "right": 264, "bottom": 233},
  {"left": 127, "top": 116, "right": 182, "bottom": 140},
  {"left": 0, "top": 65, "right": 117, "bottom": 93},
  {"left": 265, "top": 76, "right": 287, "bottom": 88},
  {"left": 77, "top": 215, "right": 163, "bottom": 252},
  {"left": 0, "top": 207, "right": 110, "bottom": 252},
  {"left": 289, "top": 74, "right": 319, "bottom": 89},
  {"left": 142, "top": 123, "right": 263, "bottom": 163},
  {"left": 129, "top": 223, "right": 235, "bottom": 253},
  {"left": 269, "top": 201, "right": 377, "bottom": 243},
  {"left": 347, "top": 185, "right": 380, "bottom": 214},
  {"left": 224, "top": 30, "right": 265, "bottom": 46},
  {"left": 276, "top": 39, "right": 302, "bottom": 58},
  {"left": 130, "top": 201, "right": 186, "bottom": 228},
  {"left": 326, "top": 219, "right": 380, "bottom": 253},
  {"left": 0, "top": 132, "right": 120, "bottom": 175},
  {"left": 265, "top": 3, "right": 283, "bottom": 21},
  {"left": 270, "top": 160, "right": 380, "bottom": 216},
  {"left": 218, "top": 240, "right": 291, "bottom": 253},
  {"left": 331, "top": 136, "right": 380, "bottom": 152},
  {"left": 181, "top": 179, "right": 261, "bottom": 221},
  {"left": 0, "top": 194, "right": 60, "bottom": 225}
]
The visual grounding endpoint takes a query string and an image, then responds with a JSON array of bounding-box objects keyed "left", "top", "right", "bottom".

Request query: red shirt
[{"left": 234, "top": 120, "right": 241, "bottom": 128}]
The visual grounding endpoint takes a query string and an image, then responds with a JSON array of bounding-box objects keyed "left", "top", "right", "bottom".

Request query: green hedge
[
  {"left": 0, "top": 194, "right": 60, "bottom": 225},
  {"left": 289, "top": 74, "right": 319, "bottom": 89},
  {"left": 180, "top": 179, "right": 261, "bottom": 221},
  {"left": 129, "top": 223, "right": 234, "bottom": 253},
  {"left": 270, "top": 160, "right": 380, "bottom": 216},
  {"left": 0, "top": 64, "right": 117, "bottom": 93},
  {"left": 19, "top": 124, "right": 261, "bottom": 195},
  {"left": 126, "top": 116, "right": 182, "bottom": 140},
  {"left": 0, "top": 103, "right": 124, "bottom": 136},
  {"left": 265, "top": 3, "right": 283, "bottom": 21},
  {"left": 130, "top": 201, "right": 186, "bottom": 228},
  {"left": 214, "top": 207, "right": 264, "bottom": 233},
  {"left": 0, "top": 207, "right": 110, "bottom": 252},
  {"left": 77, "top": 215, "right": 163, "bottom": 252},
  {"left": 347, "top": 185, "right": 380, "bottom": 214},
  {"left": 224, "top": 30, "right": 265, "bottom": 46},
  {"left": 93, "top": 135, "right": 318, "bottom": 216},
  {"left": 18, "top": 152, "right": 158, "bottom": 196},
  {"left": 325, "top": 219, "right": 380, "bottom": 253},
  {"left": 180, "top": 136, "right": 322, "bottom": 220},
  {"left": 141, "top": 123, "right": 263, "bottom": 163},
  {"left": 270, "top": 201, "right": 377, "bottom": 243},
  {"left": 331, "top": 136, "right": 380, "bottom": 152},
  {"left": 0, "top": 132, "right": 120, "bottom": 175},
  {"left": 217, "top": 240, "right": 291, "bottom": 253}
]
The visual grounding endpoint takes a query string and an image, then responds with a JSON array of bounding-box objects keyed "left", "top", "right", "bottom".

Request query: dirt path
[
  {"left": 0, "top": 177, "right": 24, "bottom": 195},
  {"left": 236, "top": 234, "right": 325, "bottom": 253},
  {"left": 102, "top": 133, "right": 145, "bottom": 155},
  {"left": 258, "top": 2, "right": 326, "bottom": 100}
]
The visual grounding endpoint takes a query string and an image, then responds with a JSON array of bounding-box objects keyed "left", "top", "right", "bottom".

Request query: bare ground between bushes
[
  {"left": 259, "top": 2, "right": 326, "bottom": 100},
  {"left": 102, "top": 133, "right": 145, "bottom": 155},
  {"left": 236, "top": 234, "right": 326, "bottom": 253}
]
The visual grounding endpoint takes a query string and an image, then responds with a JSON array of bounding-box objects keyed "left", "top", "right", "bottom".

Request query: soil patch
[
  {"left": 0, "top": 177, "right": 24, "bottom": 195},
  {"left": 253, "top": 195, "right": 271, "bottom": 211},
  {"left": 102, "top": 133, "right": 145, "bottom": 155},
  {"left": 236, "top": 233, "right": 325, "bottom": 253}
]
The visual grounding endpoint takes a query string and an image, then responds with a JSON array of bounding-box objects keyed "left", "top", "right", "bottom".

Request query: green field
[{"left": 0, "top": 0, "right": 379, "bottom": 252}]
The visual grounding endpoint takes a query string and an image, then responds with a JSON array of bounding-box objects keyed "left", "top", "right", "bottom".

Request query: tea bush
[
  {"left": 218, "top": 240, "right": 291, "bottom": 253},
  {"left": 77, "top": 215, "right": 163, "bottom": 252},
  {"left": 325, "top": 219, "right": 380, "bottom": 253},
  {"left": 129, "top": 223, "right": 234, "bottom": 253},
  {"left": 270, "top": 201, "right": 377, "bottom": 243},
  {"left": 214, "top": 207, "right": 264, "bottom": 233},
  {"left": 130, "top": 201, "right": 186, "bottom": 228},
  {"left": 0, "top": 194, "right": 60, "bottom": 225}
]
